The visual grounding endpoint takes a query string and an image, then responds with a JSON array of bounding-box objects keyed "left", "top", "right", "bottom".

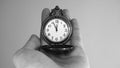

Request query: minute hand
[{"left": 53, "top": 23, "right": 57, "bottom": 31}]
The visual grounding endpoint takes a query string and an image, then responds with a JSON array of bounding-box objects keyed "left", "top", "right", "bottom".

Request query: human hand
[{"left": 13, "top": 8, "right": 90, "bottom": 68}]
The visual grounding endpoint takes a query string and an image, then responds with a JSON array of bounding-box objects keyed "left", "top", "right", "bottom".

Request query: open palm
[{"left": 13, "top": 8, "right": 90, "bottom": 68}]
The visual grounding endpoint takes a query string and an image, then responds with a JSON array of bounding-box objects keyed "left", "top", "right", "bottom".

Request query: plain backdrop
[{"left": 0, "top": 0, "right": 120, "bottom": 68}]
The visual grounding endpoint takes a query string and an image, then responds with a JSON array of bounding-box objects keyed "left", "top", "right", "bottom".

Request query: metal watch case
[{"left": 40, "top": 6, "right": 74, "bottom": 56}]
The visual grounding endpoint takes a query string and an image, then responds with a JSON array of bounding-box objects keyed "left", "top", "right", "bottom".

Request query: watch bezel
[{"left": 41, "top": 15, "right": 72, "bottom": 45}]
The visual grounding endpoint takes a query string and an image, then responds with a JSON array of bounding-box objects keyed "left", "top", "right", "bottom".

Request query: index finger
[{"left": 41, "top": 8, "right": 50, "bottom": 22}]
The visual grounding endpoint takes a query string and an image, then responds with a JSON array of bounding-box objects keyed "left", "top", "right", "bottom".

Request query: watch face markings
[
  {"left": 61, "top": 22, "right": 62, "bottom": 24},
  {"left": 63, "top": 33, "right": 66, "bottom": 37},
  {"left": 55, "top": 19, "right": 59, "bottom": 23},
  {"left": 44, "top": 19, "right": 70, "bottom": 42},
  {"left": 60, "top": 36, "right": 62, "bottom": 40},
  {"left": 55, "top": 37, "right": 58, "bottom": 41},
  {"left": 48, "top": 33, "right": 50, "bottom": 36},
  {"left": 63, "top": 24, "right": 66, "bottom": 28},
  {"left": 46, "top": 29, "right": 49, "bottom": 32},
  {"left": 48, "top": 24, "right": 51, "bottom": 27},
  {"left": 52, "top": 22, "right": 54, "bottom": 24},
  {"left": 51, "top": 36, "right": 54, "bottom": 40},
  {"left": 65, "top": 29, "right": 68, "bottom": 32}
]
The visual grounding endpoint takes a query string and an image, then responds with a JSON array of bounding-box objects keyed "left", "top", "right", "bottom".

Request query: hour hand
[{"left": 56, "top": 24, "right": 58, "bottom": 31}]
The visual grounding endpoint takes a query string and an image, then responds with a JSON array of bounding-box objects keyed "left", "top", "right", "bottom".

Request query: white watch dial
[{"left": 44, "top": 18, "right": 70, "bottom": 42}]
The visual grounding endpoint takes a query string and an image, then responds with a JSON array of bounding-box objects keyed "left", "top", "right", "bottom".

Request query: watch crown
[
  {"left": 50, "top": 5, "right": 63, "bottom": 16},
  {"left": 55, "top": 6, "right": 60, "bottom": 10}
]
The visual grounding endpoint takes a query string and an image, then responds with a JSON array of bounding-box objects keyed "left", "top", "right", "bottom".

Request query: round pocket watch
[{"left": 40, "top": 6, "right": 74, "bottom": 56}]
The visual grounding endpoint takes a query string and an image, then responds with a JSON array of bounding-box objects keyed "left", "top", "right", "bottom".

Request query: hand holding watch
[{"left": 40, "top": 6, "right": 74, "bottom": 56}]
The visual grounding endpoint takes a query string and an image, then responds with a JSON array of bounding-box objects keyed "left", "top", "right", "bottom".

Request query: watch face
[{"left": 44, "top": 18, "right": 71, "bottom": 43}]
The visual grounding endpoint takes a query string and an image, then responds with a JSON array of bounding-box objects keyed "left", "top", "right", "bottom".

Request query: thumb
[{"left": 23, "top": 34, "right": 41, "bottom": 50}]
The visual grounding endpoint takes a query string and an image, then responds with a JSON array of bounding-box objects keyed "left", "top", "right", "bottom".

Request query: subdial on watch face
[{"left": 44, "top": 19, "right": 70, "bottom": 42}]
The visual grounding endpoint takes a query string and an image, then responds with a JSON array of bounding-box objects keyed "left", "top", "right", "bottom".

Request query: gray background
[{"left": 0, "top": 0, "right": 120, "bottom": 68}]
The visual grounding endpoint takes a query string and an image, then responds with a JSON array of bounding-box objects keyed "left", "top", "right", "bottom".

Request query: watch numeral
[
  {"left": 48, "top": 25, "right": 51, "bottom": 27},
  {"left": 55, "top": 20, "right": 59, "bottom": 23},
  {"left": 52, "top": 36, "right": 54, "bottom": 40},
  {"left": 63, "top": 33, "right": 66, "bottom": 37},
  {"left": 60, "top": 36, "right": 62, "bottom": 40},
  {"left": 46, "top": 29, "right": 49, "bottom": 32},
  {"left": 48, "top": 33, "right": 50, "bottom": 36},
  {"left": 55, "top": 37, "right": 58, "bottom": 41},
  {"left": 63, "top": 24, "right": 66, "bottom": 28},
  {"left": 52, "top": 22, "right": 54, "bottom": 24},
  {"left": 65, "top": 29, "right": 67, "bottom": 32}
]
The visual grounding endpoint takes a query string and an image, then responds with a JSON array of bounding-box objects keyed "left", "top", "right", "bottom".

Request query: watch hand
[
  {"left": 56, "top": 24, "right": 58, "bottom": 31},
  {"left": 52, "top": 23, "right": 57, "bottom": 32}
]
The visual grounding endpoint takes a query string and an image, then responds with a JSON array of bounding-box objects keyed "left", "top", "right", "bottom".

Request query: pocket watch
[{"left": 40, "top": 6, "right": 74, "bottom": 56}]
